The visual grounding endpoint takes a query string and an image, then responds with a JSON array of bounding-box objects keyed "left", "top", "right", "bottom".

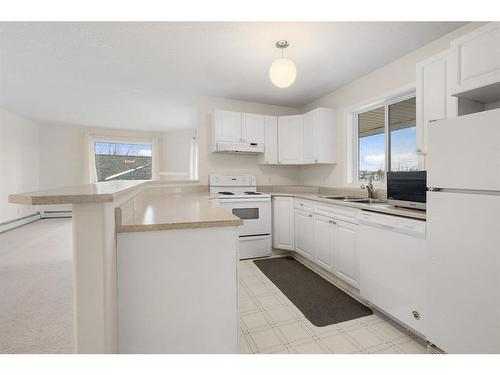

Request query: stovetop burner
[
  {"left": 218, "top": 192, "right": 235, "bottom": 195},
  {"left": 244, "top": 192, "right": 262, "bottom": 195}
]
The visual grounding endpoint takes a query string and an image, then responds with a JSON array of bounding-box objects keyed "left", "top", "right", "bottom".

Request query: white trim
[
  {"left": 86, "top": 134, "right": 159, "bottom": 183},
  {"left": 0, "top": 212, "right": 41, "bottom": 233},
  {"left": 345, "top": 84, "right": 417, "bottom": 187},
  {"left": 40, "top": 210, "right": 73, "bottom": 218},
  {"left": 190, "top": 128, "right": 199, "bottom": 181}
]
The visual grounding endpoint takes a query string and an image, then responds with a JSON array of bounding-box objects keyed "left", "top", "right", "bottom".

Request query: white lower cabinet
[
  {"left": 290, "top": 203, "right": 359, "bottom": 288},
  {"left": 294, "top": 209, "right": 314, "bottom": 260},
  {"left": 271, "top": 197, "right": 295, "bottom": 250},
  {"left": 334, "top": 220, "right": 359, "bottom": 288},
  {"left": 312, "top": 214, "right": 335, "bottom": 272}
]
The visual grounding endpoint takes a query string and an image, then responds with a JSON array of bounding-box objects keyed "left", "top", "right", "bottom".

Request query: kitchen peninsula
[{"left": 9, "top": 181, "right": 242, "bottom": 354}]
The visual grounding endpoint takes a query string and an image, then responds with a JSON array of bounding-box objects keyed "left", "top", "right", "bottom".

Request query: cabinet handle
[
  {"left": 428, "top": 119, "right": 442, "bottom": 124},
  {"left": 315, "top": 159, "right": 318, "bottom": 163}
]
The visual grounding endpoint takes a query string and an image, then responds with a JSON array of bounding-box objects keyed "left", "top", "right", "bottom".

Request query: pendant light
[{"left": 269, "top": 40, "right": 297, "bottom": 88}]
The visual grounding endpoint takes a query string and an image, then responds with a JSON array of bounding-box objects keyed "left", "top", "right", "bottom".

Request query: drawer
[
  {"left": 294, "top": 198, "right": 316, "bottom": 212},
  {"left": 315, "top": 203, "right": 359, "bottom": 223}
]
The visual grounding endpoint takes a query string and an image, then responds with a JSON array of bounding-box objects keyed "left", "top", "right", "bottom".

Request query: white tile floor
[{"left": 239, "top": 258, "right": 427, "bottom": 354}]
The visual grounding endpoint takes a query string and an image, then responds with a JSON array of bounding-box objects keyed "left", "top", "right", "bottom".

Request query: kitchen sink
[{"left": 320, "top": 196, "right": 388, "bottom": 204}]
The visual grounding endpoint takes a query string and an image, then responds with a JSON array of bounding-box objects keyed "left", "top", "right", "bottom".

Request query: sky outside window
[
  {"left": 357, "top": 97, "right": 418, "bottom": 182},
  {"left": 94, "top": 142, "right": 152, "bottom": 156}
]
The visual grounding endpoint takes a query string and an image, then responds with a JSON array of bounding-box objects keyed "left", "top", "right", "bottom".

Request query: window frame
[
  {"left": 85, "top": 134, "right": 159, "bottom": 183},
  {"left": 346, "top": 85, "right": 419, "bottom": 187}
]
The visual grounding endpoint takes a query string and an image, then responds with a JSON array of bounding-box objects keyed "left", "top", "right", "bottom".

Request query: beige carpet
[{"left": 0, "top": 218, "right": 74, "bottom": 353}]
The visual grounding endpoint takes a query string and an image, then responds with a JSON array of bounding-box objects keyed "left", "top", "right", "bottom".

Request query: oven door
[{"left": 217, "top": 198, "right": 271, "bottom": 237}]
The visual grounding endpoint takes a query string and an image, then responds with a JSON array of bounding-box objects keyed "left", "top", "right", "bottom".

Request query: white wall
[
  {"left": 160, "top": 128, "right": 196, "bottom": 181},
  {"left": 197, "top": 96, "right": 302, "bottom": 186},
  {"left": 38, "top": 123, "right": 86, "bottom": 189},
  {"left": 298, "top": 22, "right": 487, "bottom": 188},
  {"left": 0, "top": 108, "right": 40, "bottom": 223},
  {"left": 38, "top": 122, "right": 165, "bottom": 189}
]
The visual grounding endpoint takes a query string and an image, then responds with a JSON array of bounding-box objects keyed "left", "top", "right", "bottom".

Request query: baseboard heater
[
  {"left": 0, "top": 212, "right": 41, "bottom": 234},
  {"left": 41, "top": 210, "right": 73, "bottom": 218}
]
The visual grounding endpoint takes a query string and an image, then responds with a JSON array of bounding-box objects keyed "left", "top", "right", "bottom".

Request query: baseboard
[
  {"left": 40, "top": 210, "right": 73, "bottom": 218},
  {"left": 0, "top": 212, "right": 41, "bottom": 234}
]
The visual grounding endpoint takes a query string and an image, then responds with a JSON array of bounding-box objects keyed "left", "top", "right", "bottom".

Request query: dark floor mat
[{"left": 253, "top": 257, "right": 372, "bottom": 327}]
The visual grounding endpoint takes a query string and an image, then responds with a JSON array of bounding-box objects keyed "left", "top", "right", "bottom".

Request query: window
[
  {"left": 93, "top": 141, "right": 153, "bottom": 182},
  {"left": 355, "top": 96, "right": 418, "bottom": 183}
]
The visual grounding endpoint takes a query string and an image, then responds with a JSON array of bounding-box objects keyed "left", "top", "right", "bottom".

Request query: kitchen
[{"left": 1, "top": 8, "right": 499, "bottom": 372}]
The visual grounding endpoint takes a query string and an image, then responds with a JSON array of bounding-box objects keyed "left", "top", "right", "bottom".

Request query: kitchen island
[{"left": 9, "top": 182, "right": 242, "bottom": 354}]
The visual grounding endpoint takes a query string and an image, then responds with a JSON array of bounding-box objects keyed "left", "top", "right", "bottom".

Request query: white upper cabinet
[
  {"left": 334, "top": 220, "right": 359, "bottom": 288},
  {"left": 277, "top": 108, "right": 336, "bottom": 165},
  {"left": 449, "top": 22, "right": 500, "bottom": 96},
  {"left": 313, "top": 214, "right": 335, "bottom": 272},
  {"left": 309, "top": 108, "right": 337, "bottom": 164},
  {"left": 416, "top": 51, "right": 451, "bottom": 155},
  {"left": 259, "top": 116, "right": 278, "bottom": 165},
  {"left": 213, "top": 108, "right": 335, "bottom": 162},
  {"left": 213, "top": 110, "right": 242, "bottom": 143},
  {"left": 241, "top": 113, "right": 265, "bottom": 144},
  {"left": 301, "top": 108, "right": 337, "bottom": 164},
  {"left": 302, "top": 111, "right": 315, "bottom": 164},
  {"left": 272, "top": 196, "right": 295, "bottom": 251},
  {"left": 278, "top": 115, "right": 303, "bottom": 164}
]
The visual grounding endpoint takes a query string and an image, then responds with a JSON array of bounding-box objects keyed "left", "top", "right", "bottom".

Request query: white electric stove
[{"left": 209, "top": 174, "right": 271, "bottom": 259}]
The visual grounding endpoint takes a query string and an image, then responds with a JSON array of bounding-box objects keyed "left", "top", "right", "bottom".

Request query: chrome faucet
[{"left": 360, "top": 176, "right": 374, "bottom": 199}]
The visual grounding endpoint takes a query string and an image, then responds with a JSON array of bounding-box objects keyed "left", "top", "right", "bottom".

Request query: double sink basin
[{"left": 319, "top": 196, "right": 388, "bottom": 205}]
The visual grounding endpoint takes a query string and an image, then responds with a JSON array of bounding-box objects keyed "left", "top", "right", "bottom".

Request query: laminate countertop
[
  {"left": 8, "top": 180, "right": 147, "bottom": 205},
  {"left": 116, "top": 192, "right": 243, "bottom": 232},
  {"left": 270, "top": 192, "right": 426, "bottom": 220}
]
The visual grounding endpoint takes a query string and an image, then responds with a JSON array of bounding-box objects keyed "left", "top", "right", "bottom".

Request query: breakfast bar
[{"left": 9, "top": 181, "right": 243, "bottom": 353}]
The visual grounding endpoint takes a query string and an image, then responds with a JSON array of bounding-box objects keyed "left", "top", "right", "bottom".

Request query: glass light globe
[{"left": 269, "top": 58, "right": 297, "bottom": 88}]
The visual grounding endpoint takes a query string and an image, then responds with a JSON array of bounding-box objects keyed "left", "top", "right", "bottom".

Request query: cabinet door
[
  {"left": 302, "top": 111, "right": 315, "bottom": 164},
  {"left": 260, "top": 116, "right": 278, "bottom": 164},
  {"left": 416, "top": 51, "right": 449, "bottom": 156},
  {"left": 449, "top": 22, "right": 500, "bottom": 95},
  {"left": 242, "top": 113, "right": 265, "bottom": 144},
  {"left": 278, "top": 115, "right": 303, "bottom": 164},
  {"left": 312, "top": 108, "right": 336, "bottom": 164},
  {"left": 313, "top": 214, "right": 335, "bottom": 272},
  {"left": 334, "top": 221, "right": 358, "bottom": 288},
  {"left": 272, "top": 197, "right": 295, "bottom": 250},
  {"left": 294, "top": 209, "right": 314, "bottom": 260},
  {"left": 213, "top": 110, "right": 241, "bottom": 142}
]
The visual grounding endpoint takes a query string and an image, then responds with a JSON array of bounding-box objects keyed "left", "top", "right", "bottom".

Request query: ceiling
[{"left": 0, "top": 22, "right": 466, "bottom": 131}]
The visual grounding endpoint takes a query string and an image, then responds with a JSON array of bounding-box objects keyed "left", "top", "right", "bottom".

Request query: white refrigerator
[{"left": 426, "top": 108, "right": 500, "bottom": 353}]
